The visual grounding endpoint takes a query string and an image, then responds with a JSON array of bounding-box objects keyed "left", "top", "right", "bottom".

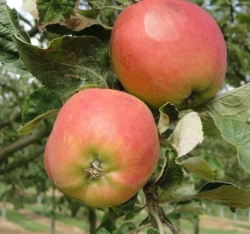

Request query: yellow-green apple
[
  {"left": 110, "top": 0, "right": 227, "bottom": 110},
  {"left": 44, "top": 88, "right": 160, "bottom": 208}
]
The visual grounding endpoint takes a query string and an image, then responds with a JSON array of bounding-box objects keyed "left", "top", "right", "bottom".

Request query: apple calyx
[{"left": 85, "top": 159, "right": 105, "bottom": 179}]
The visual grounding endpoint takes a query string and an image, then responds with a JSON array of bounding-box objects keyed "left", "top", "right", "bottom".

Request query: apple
[
  {"left": 110, "top": 0, "right": 227, "bottom": 110},
  {"left": 44, "top": 88, "right": 160, "bottom": 208}
]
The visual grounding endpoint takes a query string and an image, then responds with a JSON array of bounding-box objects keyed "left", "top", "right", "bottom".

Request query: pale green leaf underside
[
  {"left": 198, "top": 83, "right": 250, "bottom": 122},
  {"left": 18, "top": 109, "right": 60, "bottom": 135},
  {"left": 0, "top": 2, "right": 31, "bottom": 77},
  {"left": 212, "top": 113, "right": 250, "bottom": 173},
  {"left": 171, "top": 112, "right": 204, "bottom": 157},
  {"left": 201, "top": 112, "right": 250, "bottom": 174},
  {"left": 180, "top": 157, "right": 214, "bottom": 182},
  {"left": 197, "top": 184, "right": 250, "bottom": 210}
]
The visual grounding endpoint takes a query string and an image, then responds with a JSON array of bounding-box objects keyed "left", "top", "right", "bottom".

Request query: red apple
[
  {"left": 110, "top": 0, "right": 227, "bottom": 110},
  {"left": 44, "top": 88, "right": 160, "bottom": 208}
]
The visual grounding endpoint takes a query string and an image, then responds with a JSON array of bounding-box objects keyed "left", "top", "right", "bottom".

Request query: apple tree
[{"left": 1, "top": 0, "right": 250, "bottom": 233}]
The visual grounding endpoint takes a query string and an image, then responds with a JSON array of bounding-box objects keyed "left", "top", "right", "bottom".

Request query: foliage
[{"left": 0, "top": 0, "right": 250, "bottom": 233}]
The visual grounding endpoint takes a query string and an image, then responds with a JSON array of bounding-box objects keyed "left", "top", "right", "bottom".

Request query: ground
[{"left": 1, "top": 202, "right": 250, "bottom": 234}]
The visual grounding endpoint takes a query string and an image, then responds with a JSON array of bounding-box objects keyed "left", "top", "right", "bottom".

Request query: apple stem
[
  {"left": 144, "top": 180, "right": 178, "bottom": 234},
  {"left": 187, "top": 91, "right": 196, "bottom": 105},
  {"left": 145, "top": 191, "right": 165, "bottom": 234}
]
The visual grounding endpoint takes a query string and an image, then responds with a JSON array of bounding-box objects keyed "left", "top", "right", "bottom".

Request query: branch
[
  {"left": 0, "top": 120, "right": 12, "bottom": 128},
  {"left": 0, "top": 146, "right": 45, "bottom": 174},
  {"left": 0, "top": 113, "right": 21, "bottom": 129},
  {"left": 0, "top": 126, "right": 51, "bottom": 161}
]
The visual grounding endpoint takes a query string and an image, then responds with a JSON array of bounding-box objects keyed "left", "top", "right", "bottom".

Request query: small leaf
[
  {"left": 22, "top": 87, "right": 63, "bottom": 124},
  {"left": 18, "top": 109, "right": 60, "bottom": 135},
  {"left": 157, "top": 103, "right": 179, "bottom": 135},
  {"left": 156, "top": 149, "right": 184, "bottom": 190},
  {"left": 174, "top": 200, "right": 206, "bottom": 214},
  {"left": 159, "top": 180, "right": 196, "bottom": 202},
  {"left": 197, "top": 83, "right": 250, "bottom": 122},
  {"left": 146, "top": 228, "right": 161, "bottom": 234},
  {"left": 203, "top": 155, "right": 225, "bottom": 179},
  {"left": 139, "top": 215, "right": 150, "bottom": 227},
  {"left": 198, "top": 181, "right": 232, "bottom": 193},
  {"left": 37, "top": 0, "right": 77, "bottom": 27},
  {"left": 111, "top": 195, "right": 137, "bottom": 219},
  {"left": 79, "top": 8, "right": 101, "bottom": 19},
  {"left": 200, "top": 112, "right": 222, "bottom": 138},
  {"left": 197, "top": 182, "right": 250, "bottom": 210},
  {"left": 60, "top": 13, "right": 111, "bottom": 31},
  {"left": 0, "top": 2, "right": 31, "bottom": 76},
  {"left": 18, "top": 87, "right": 62, "bottom": 135},
  {"left": 171, "top": 112, "right": 204, "bottom": 157},
  {"left": 113, "top": 222, "right": 137, "bottom": 234},
  {"left": 46, "top": 24, "right": 112, "bottom": 43},
  {"left": 96, "top": 227, "right": 111, "bottom": 234},
  {"left": 179, "top": 157, "right": 214, "bottom": 182},
  {"left": 12, "top": 35, "right": 110, "bottom": 97}
]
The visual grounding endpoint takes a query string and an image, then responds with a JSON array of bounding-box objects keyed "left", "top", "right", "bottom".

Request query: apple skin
[
  {"left": 44, "top": 88, "right": 160, "bottom": 208},
  {"left": 110, "top": 0, "right": 227, "bottom": 110}
]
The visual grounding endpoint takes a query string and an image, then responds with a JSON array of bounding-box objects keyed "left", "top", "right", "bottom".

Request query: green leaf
[
  {"left": 96, "top": 227, "right": 111, "bottom": 234},
  {"left": 203, "top": 113, "right": 250, "bottom": 174},
  {"left": 179, "top": 157, "right": 214, "bottom": 182},
  {"left": 171, "top": 112, "right": 204, "bottom": 157},
  {"left": 146, "top": 228, "right": 160, "bottom": 234},
  {"left": 37, "top": 0, "right": 77, "bottom": 26},
  {"left": 159, "top": 180, "right": 196, "bottom": 202},
  {"left": 203, "top": 155, "right": 225, "bottom": 179},
  {"left": 97, "top": 210, "right": 116, "bottom": 233},
  {"left": 22, "top": 87, "right": 62, "bottom": 124},
  {"left": 18, "top": 109, "right": 60, "bottom": 135},
  {"left": 200, "top": 112, "right": 222, "bottom": 138},
  {"left": 197, "top": 182, "right": 250, "bottom": 210},
  {"left": 46, "top": 23, "right": 112, "bottom": 43},
  {"left": 12, "top": 35, "right": 110, "bottom": 97},
  {"left": 0, "top": 2, "right": 31, "bottom": 76},
  {"left": 78, "top": 8, "right": 101, "bottom": 19},
  {"left": 156, "top": 149, "right": 184, "bottom": 190},
  {"left": 157, "top": 103, "right": 179, "bottom": 135},
  {"left": 87, "top": 0, "right": 106, "bottom": 9},
  {"left": 60, "top": 13, "right": 111, "bottom": 31},
  {"left": 197, "top": 83, "right": 250, "bottom": 122},
  {"left": 113, "top": 222, "right": 137, "bottom": 234},
  {"left": 18, "top": 87, "right": 62, "bottom": 135},
  {"left": 111, "top": 195, "right": 137, "bottom": 219},
  {"left": 174, "top": 200, "right": 206, "bottom": 214}
]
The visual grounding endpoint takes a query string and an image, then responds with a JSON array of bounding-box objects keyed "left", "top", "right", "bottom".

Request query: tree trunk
[
  {"left": 50, "top": 187, "right": 56, "bottom": 234},
  {"left": 194, "top": 221, "right": 199, "bottom": 234},
  {"left": 88, "top": 208, "right": 96, "bottom": 234}
]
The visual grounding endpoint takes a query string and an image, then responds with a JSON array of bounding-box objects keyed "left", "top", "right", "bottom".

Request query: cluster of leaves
[{"left": 1, "top": 0, "right": 250, "bottom": 233}]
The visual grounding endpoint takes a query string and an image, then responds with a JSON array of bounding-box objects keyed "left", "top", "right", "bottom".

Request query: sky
[{"left": 5, "top": 0, "right": 23, "bottom": 11}]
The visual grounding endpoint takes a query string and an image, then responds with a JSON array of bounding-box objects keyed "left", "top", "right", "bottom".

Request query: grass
[
  {"left": 6, "top": 209, "right": 48, "bottom": 232},
  {"left": 24, "top": 203, "right": 86, "bottom": 229},
  {"left": 56, "top": 215, "right": 86, "bottom": 229},
  {"left": 201, "top": 228, "right": 244, "bottom": 234},
  {"left": 172, "top": 215, "right": 250, "bottom": 234},
  {"left": 233, "top": 222, "right": 250, "bottom": 229},
  {"left": 1, "top": 185, "right": 249, "bottom": 234}
]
